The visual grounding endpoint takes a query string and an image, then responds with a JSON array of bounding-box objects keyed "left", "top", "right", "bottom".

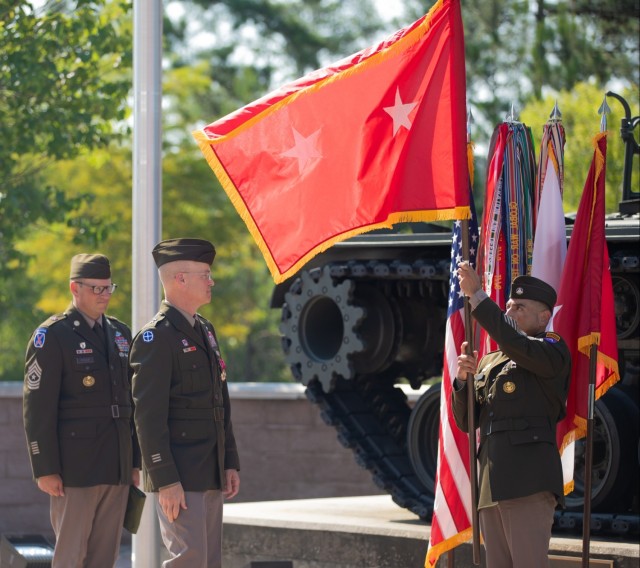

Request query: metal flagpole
[
  {"left": 581, "top": 344, "right": 598, "bottom": 568},
  {"left": 461, "top": 221, "right": 480, "bottom": 566},
  {"left": 132, "top": 0, "right": 163, "bottom": 565},
  {"left": 462, "top": 109, "right": 481, "bottom": 566},
  {"left": 581, "top": 95, "right": 611, "bottom": 568}
]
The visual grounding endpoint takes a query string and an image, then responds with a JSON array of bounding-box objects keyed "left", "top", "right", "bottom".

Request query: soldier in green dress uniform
[
  {"left": 130, "top": 238, "right": 240, "bottom": 568},
  {"left": 23, "top": 253, "right": 141, "bottom": 568},
  {"left": 453, "top": 262, "right": 571, "bottom": 568}
]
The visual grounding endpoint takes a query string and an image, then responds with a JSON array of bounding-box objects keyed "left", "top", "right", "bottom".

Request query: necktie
[
  {"left": 94, "top": 322, "right": 107, "bottom": 349},
  {"left": 198, "top": 320, "right": 210, "bottom": 350}
]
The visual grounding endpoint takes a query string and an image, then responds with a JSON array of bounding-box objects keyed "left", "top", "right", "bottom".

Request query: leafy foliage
[
  {"left": 521, "top": 84, "right": 639, "bottom": 214},
  {"left": 0, "top": 0, "right": 131, "bottom": 380},
  {"left": 399, "top": 0, "right": 640, "bottom": 134}
]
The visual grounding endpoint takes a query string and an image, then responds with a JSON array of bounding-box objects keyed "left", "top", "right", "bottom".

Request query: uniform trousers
[
  {"left": 156, "top": 489, "right": 224, "bottom": 568},
  {"left": 479, "top": 491, "right": 557, "bottom": 568},
  {"left": 50, "top": 484, "right": 129, "bottom": 568}
]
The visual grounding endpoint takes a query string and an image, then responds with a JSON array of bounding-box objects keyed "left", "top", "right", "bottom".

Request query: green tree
[
  {"left": 521, "top": 83, "right": 639, "bottom": 214},
  {"left": 0, "top": 0, "right": 131, "bottom": 272},
  {"left": 0, "top": 0, "right": 131, "bottom": 380},
  {"left": 397, "top": 0, "right": 639, "bottom": 134}
]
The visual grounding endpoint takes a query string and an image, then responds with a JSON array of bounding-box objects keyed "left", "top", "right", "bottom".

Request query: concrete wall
[{"left": 0, "top": 382, "right": 411, "bottom": 538}]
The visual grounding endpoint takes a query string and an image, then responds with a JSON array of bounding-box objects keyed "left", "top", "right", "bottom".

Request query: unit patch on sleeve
[
  {"left": 142, "top": 330, "right": 154, "bottom": 343},
  {"left": 33, "top": 328, "right": 47, "bottom": 349},
  {"left": 26, "top": 360, "right": 43, "bottom": 390},
  {"left": 544, "top": 332, "right": 561, "bottom": 343}
]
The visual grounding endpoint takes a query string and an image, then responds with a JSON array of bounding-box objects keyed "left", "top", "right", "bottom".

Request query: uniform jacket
[
  {"left": 130, "top": 301, "right": 240, "bottom": 492},
  {"left": 23, "top": 305, "right": 140, "bottom": 487},
  {"left": 452, "top": 297, "right": 571, "bottom": 508}
]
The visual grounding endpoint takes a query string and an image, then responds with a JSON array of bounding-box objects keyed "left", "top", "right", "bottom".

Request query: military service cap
[
  {"left": 510, "top": 275, "right": 557, "bottom": 310},
  {"left": 70, "top": 254, "right": 111, "bottom": 279},
  {"left": 152, "top": 238, "right": 216, "bottom": 268}
]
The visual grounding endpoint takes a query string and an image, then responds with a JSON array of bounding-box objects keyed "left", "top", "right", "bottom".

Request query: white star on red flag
[
  {"left": 383, "top": 87, "right": 418, "bottom": 135},
  {"left": 281, "top": 127, "right": 323, "bottom": 174}
]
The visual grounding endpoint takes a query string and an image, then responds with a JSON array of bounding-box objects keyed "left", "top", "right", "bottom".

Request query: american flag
[{"left": 426, "top": 187, "right": 479, "bottom": 567}]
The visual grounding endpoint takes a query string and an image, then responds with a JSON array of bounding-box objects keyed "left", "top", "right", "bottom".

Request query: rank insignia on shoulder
[{"left": 544, "top": 332, "right": 561, "bottom": 343}]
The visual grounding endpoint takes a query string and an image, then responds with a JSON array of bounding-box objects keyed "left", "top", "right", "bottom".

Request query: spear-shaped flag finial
[
  {"left": 506, "top": 102, "right": 519, "bottom": 123},
  {"left": 549, "top": 100, "right": 562, "bottom": 122},
  {"left": 598, "top": 95, "right": 611, "bottom": 132},
  {"left": 467, "top": 107, "right": 474, "bottom": 142}
]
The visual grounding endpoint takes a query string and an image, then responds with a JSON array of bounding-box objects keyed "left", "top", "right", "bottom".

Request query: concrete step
[{"left": 221, "top": 495, "right": 639, "bottom": 568}]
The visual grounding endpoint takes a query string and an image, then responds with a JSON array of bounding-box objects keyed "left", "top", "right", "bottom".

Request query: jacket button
[
  {"left": 533, "top": 435, "right": 539, "bottom": 440},
  {"left": 181, "top": 432, "right": 186, "bottom": 437},
  {"left": 489, "top": 412, "right": 494, "bottom": 417}
]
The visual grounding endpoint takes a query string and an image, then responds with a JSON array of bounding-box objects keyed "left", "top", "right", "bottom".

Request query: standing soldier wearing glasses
[
  {"left": 23, "top": 253, "right": 141, "bottom": 568},
  {"left": 130, "top": 238, "right": 240, "bottom": 568}
]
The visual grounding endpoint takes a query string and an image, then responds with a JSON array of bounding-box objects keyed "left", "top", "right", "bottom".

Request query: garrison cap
[
  {"left": 69, "top": 254, "right": 111, "bottom": 279},
  {"left": 510, "top": 275, "right": 557, "bottom": 310},
  {"left": 152, "top": 238, "right": 216, "bottom": 268}
]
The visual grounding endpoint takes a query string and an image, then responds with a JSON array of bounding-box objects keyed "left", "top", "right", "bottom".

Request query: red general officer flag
[
  {"left": 553, "top": 132, "right": 619, "bottom": 461},
  {"left": 193, "top": 0, "right": 469, "bottom": 283}
]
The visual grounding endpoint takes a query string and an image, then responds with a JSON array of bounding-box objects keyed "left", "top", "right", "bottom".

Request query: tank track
[
  {"left": 279, "top": 257, "right": 640, "bottom": 538},
  {"left": 305, "top": 376, "right": 435, "bottom": 519}
]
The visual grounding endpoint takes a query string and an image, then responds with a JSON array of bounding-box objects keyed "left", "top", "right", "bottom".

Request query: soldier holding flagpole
[{"left": 453, "top": 261, "right": 571, "bottom": 568}]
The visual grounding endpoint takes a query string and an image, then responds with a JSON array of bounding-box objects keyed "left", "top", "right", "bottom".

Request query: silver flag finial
[
  {"left": 506, "top": 103, "right": 519, "bottom": 123},
  {"left": 467, "top": 108, "right": 474, "bottom": 141},
  {"left": 598, "top": 95, "right": 611, "bottom": 132},
  {"left": 549, "top": 100, "right": 562, "bottom": 121}
]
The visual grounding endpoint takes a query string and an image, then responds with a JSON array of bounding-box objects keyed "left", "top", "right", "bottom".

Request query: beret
[
  {"left": 69, "top": 254, "right": 111, "bottom": 279},
  {"left": 510, "top": 275, "right": 557, "bottom": 310},
  {"left": 152, "top": 238, "right": 216, "bottom": 268}
]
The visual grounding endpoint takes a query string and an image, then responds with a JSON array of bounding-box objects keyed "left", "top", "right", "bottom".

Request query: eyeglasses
[
  {"left": 73, "top": 282, "right": 118, "bottom": 295},
  {"left": 180, "top": 271, "right": 214, "bottom": 282}
]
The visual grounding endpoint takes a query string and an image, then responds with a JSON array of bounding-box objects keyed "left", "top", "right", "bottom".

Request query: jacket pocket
[
  {"left": 169, "top": 419, "right": 214, "bottom": 442},
  {"left": 59, "top": 420, "right": 98, "bottom": 439},
  {"left": 69, "top": 360, "right": 107, "bottom": 394},
  {"left": 177, "top": 352, "right": 212, "bottom": 394},
  {"left": 508, "top": 426, "right": 555, "bottom": 446}
]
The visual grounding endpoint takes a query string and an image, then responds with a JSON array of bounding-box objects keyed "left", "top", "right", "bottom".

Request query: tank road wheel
[
  {"left": 612, "top": 275, "right": 640, "bottom": 339},
  {"left": 406, "top": 382, "right": 441, "bottom": 493},
  {"left": 280, "top": 266, "right": 365, "bottom": 391},
  {"left": 565, "top": 387, "right": 640, "bottom": 512}
]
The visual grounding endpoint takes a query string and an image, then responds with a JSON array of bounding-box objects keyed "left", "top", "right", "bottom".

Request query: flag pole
[
  {"left": 582, "top": 95, "right": 611, "bottom": 568},
  {"left": 581, "top": 344, "right": 598, "bottom": 568},
  {"left": 462, "top": 108, "right": 481, "bottom": 566},
  {"left": 461, "top": 222, "right": 481, "bottom": 565}
]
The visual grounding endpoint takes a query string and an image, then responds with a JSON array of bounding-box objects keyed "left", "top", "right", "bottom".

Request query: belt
[
  {"left": 59, "top": 405, "right": 132, "bottom": 419},
  {"left": 168, "top": 407, "right": 225, "bottom": 422},
  {"left": 483, "top": 416, "right": 550, "bottom": 436}
]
